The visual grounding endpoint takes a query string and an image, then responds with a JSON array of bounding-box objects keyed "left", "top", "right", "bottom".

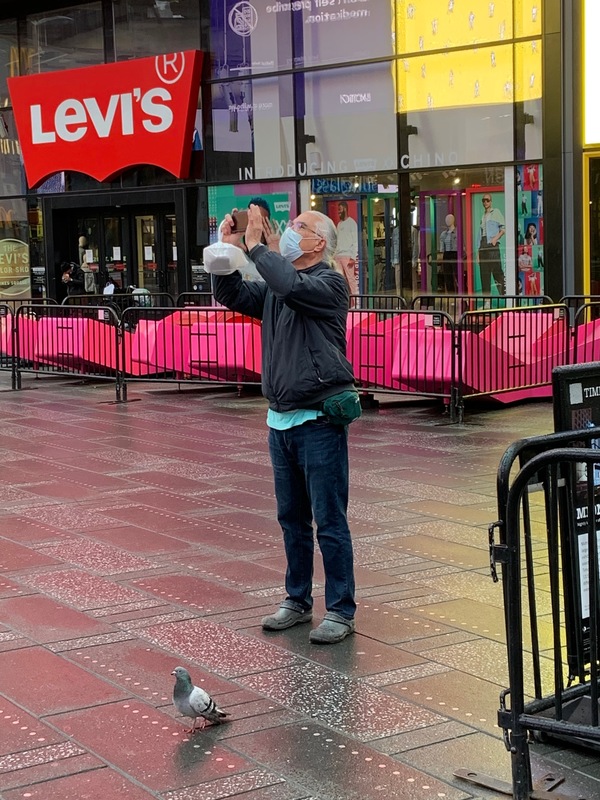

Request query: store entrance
[{"left": 51, "top": 205, "right": 178, "bottom": 298}]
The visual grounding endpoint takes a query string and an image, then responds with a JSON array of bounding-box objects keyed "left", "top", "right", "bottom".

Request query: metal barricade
[
  {"left": 176, "top": 292, "right": 214, "bottom": 307},
  {"left": 349, "top": 294, "right": 407, "bottom": 310},
  {"left": 14, "top": 304, "right": 122, "bottom": 399},
  {"left": 63, "top": 292, "right": 175, "bottom": 318},
  {"left": 455, "top": 304, "right": 569, "bottom": 419},
  {"left": 412, "top": 294, "right": 552, "bottom": 320},
  {"left": 119, "top": 305, "right": 262, "bottom": 400},
  {"left": 572, "top": 303, "right": 600, "bottom": 365},
  {"left": 479, "top": 432, "right": 600, "bottom": 800},
  {"left": 0, "top": 303, "right": 15, "bottom": 387},
  {"left": 560, "top": 295, "right": 600, "bottom": 328},
  {"left": 347, "top": 307, "right": 457, "bottom": 416}
]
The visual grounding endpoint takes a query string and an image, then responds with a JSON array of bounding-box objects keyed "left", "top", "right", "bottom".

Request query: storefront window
[
  {"left": 0, "top": 19, "right": 17, "bottom": 107},
  {"left": 0, "top": 197, "right": 30, "bottom": 300},
  {"left": 23, "top": 4, "right": 104, "bottom": 73},
  {"left": 588, "top": 158, "right": 600, "bottom": 294},
  {"left": 514, "top": 0, "right": 542, "bottom": 38},
  {"left": 516, "top": 163, "right": 544, "bottom": 295},
  {"left": 310, "top": 174, "right": 399, "bottom": 297},
  {"left": 409, "top": 167, "right": 511, "bottom": 299},
  {"left": 515, "top": 39, "right": 543, "bottom": 161},
  {"left": 206, "top": 74, "right": 295, "bottom": 184},
  {"left": 114, "top": 0, "right": 200, "bottom": 60},
  {"left": 398, "top": 45, "right": 515, "bottom": 168},
  {"left": 0, "top": 111, "right": 25, "bottom": 198},
  {"left": 396, "top": 0, "right": 513, "bottom": 55}
]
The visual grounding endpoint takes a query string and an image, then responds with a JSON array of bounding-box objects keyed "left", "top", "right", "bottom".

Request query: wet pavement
[{"left": 0, "top": 373, "right": 598, "bottom": 800}]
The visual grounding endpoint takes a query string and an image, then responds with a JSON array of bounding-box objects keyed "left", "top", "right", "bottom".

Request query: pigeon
[{"left": 171, "top": 666, "right": 229, "bottom": 732}]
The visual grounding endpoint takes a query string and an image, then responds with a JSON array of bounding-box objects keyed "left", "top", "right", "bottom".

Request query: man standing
[
  {"left": 477, "top": 194, "right": 505, "bottom": 294},
  {"left": 213, "top": 205, "right": 357, "bottom": 644},
  {"left": 334, "top": 200, "right": 359, "bottom": 296}
]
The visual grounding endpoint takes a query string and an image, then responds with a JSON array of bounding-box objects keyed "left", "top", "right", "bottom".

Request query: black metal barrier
[
  {"left": 62, "top": 292, "right": 175, "bottom": 316},
  {"left": 14, "top": 304, "right": 122, "bottom": 399},
  {"left": 477, "top": 432, "right": 600, "bottom": 800},
  {"left": 346, "top": 307, "right": 457, "bottom": 416},
  {"left": 176, "top": 292, "right": 214, "bottom": 307},
  {"left": 560, "top": 295, "right": 600, "bottom": 327},
  {"left": 119, "top": 305, "right": 262, "bottom": 402},
  {"left": 455, "top": 303, "right": 570, "bottom": 421},
  {"left": 350, "top": 294, "right": 407, "bottom": 310},
  {"left": 0, "top": 304, "right": 14, "bottom": 386},
  {"left": 412, "top": 293, "right": 552, "bottom": 319}
]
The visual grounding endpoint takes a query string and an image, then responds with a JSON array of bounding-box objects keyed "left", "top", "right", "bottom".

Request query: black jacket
[{"left": 213, "top": 244, "right": 355, "bottom": 412}]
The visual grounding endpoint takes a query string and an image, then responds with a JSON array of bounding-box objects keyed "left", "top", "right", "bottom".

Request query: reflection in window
[
  {"left": 23, "top": 4, "right": 104, "bottom": 73},
  {"left": 396, "top": 0, "right": 513, "bottom": 56},
  {"left": 0, "top": 197, "right": 30, "bottom": 301},
  {"left": 207, "top": 74, "right": 295, "bottom": 183},
  {"left": 0, "top": 20, "right": 17, "bottom": 107},
  {"left": 114, "top": 0, "right": 200, "bottom": 60},
  {"left": 514, "top": 0, "right": 542, "bottom": 38},
  {"left": 0, "top": 111, "right": 25, "bottom": 197},
  {"left": 515, "top": 39, "right": 542, "bottom": 160}
]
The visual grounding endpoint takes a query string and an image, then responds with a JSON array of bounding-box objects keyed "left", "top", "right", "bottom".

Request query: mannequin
[
  {"left": 438, "top": 213, "right": 458, "bottom": 293},
  {"left": 78, "top": 235, "right": 88, "bottom": 267}
]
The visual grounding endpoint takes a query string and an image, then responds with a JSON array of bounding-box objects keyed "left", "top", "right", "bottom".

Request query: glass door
[
  {"left": 135, "top": 214, "right": 159, "bottom": 293},
  {"left": 164, "top": 213, "right": 178, "bottom": 297}
]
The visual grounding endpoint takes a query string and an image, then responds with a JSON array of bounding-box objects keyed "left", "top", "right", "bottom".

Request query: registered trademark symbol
[{"left": 155, "top": 52, "right": 186, "bottom": 85}]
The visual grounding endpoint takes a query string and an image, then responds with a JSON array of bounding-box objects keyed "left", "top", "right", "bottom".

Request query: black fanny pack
[{"left": 322, "top": 391, "right": 362, "bottom": 426}]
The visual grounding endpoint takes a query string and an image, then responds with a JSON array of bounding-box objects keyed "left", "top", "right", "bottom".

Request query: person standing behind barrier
[
  {"left": 61, "top": 262, "right": 85, "bottom": 296},
  {"left": 213, "top": 204, "right": 357, "bottom": 645},
  {"left": 334, "top": 201, "right": 359, "bottom": 296},
  {"left": 477, "top": 194, "right": 505, "bottom": 294}
]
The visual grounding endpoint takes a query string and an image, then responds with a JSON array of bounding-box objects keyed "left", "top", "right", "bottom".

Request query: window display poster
[
  {"left": 469, "top": 189, "right": 506, "bottom": 295},
  {"left": 207, "top": 183, "right": 297, "bottom": 243},
  {"left": 327, "top": 199, "right": 360, "bottom": 294},
  {"left": 516, "top": 164, "right": 544, "bottom": 295}
]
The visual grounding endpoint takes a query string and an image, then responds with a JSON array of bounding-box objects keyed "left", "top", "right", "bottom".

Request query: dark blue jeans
[{"left": 268, "top": 419, "right": 356, "bottom": 620}]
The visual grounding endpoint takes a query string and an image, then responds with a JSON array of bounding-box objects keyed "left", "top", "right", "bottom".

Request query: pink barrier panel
[
  {"left": 15, "top": 315, "right": 43, "bottom": 362},
  {"left": 392, "top": 325, "right": 456, "bottom": 394},
  {"left": 1, "top": 313, "right": 12, "bottom": 357},
  {"left": 34, "top": 317, "right": 119, "bottom": 369},
  {"left": 572, "top": 318, "right": 600, "bottom": 364},
  {"left": 187, "top": 312, "right": 262, "bottom": 380},
  {"left": 347, "top": 312, "right": 402, "bottom": 389},
  {"left": 478, "top": 310, "right": 557, "bottom": 363}
]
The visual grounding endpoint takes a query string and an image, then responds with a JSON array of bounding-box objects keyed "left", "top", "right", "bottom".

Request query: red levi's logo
[{"left": 8, "top": 51, "right": 203, "bottom": 187}]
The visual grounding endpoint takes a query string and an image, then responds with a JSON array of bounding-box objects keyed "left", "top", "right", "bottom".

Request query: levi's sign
[{"left": 8, "top": 51, "right": 203, "bottom": 187}]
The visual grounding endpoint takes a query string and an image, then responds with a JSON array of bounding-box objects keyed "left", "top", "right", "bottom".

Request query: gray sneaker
[
  {"left": 262, "top": 606, "right": 313, "bottom": 631},
  {"left": 309, "top": 612, "right": 355, "bottom": 644}
]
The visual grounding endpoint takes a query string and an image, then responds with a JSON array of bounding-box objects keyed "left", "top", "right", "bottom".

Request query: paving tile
[
  {"left": 36, "top": 540, "right": 156, "bottom": 575},
  {"left": 0, "top": 698, "right": 65, "bottom": 755},
  {"left": 162, "top": 769, "right": 286, "bottom": 800},
  {"left": 2, "top": 767, "right": 159, "bottom": 799},
  {"left": 17, "top": 504, "right": 117, "bottom": 532},
  {"left": 353, "top": 603, "right": 459, "bottom": 645},
  {"left": 0, "top": 540, "right": 60, "bottom": 571},
  {"left": 231, "top": 722, "right": 468, "bottom": 800},
  {"left": 0, "top": 516, "right": 70, "bottom": 545},
  {"left": 87, "top": 524, "right": 196, "bottom": 554},
  {"left": 0, "top": 577, "right": 32, "bottom": 599},
  {"left": 238, "top": 662, "right": 445, "bottom": 740},
  {"left": 385, "top": 670, "right": 504, "bottom": 736},
  {"left": 388, "top": 534, "right": 490, "bottom": 569},
  {"left": 139, "top": 618, "right": 298, "bottom": 678},
  {"left": 176, "top": 558, "right": 283, "bottom": 592},
  {"left": 0, "top": 595, "right": 114, "bottom": 643},
  {"left": 18, "top": 569, "right": 149, "bottom": 609},
  {"left": 129, "top": 574, "right": 269, "bottom": 614},
  {"left": 67, "top": 639, "right": 236, "bottom": 705},
  {"left": 50, "top": 700, "right": 255, "bottom": 792},
  {"left": 0, "top": 647, "right": 128, "bottom": 714},
  {"left": 0, "top": 753, "right": 103, "bottom": 792}
]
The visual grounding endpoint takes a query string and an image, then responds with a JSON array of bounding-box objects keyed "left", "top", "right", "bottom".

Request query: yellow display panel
[
  {"left": 395, "top": 0, "right": 513, "bottom": 56},
  {"left": 514, "top": 39, "right": 542, "bottom": 102},
  {"left": 396, "top": 44, "right": 513, "bottom": 113},
  {"left": 514, "top": 1, "right": 542, "bottom": 38},
  {"left": 584, "top": 1, "right": 600, "bottom": 146}
]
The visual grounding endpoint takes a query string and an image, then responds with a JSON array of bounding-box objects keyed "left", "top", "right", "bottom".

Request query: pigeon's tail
[{"left": 204, "top": 698, "right": 229, "bottom": 724}]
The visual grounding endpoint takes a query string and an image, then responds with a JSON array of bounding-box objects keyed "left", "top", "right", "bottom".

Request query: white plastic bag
[{"left": 203, "top": 242, "right": 252, "bottom": 275}]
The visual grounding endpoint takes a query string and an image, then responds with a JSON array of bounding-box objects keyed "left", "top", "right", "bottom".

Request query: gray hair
[{"left": 309, "top": 211, "right": 337, "bottom": 268}]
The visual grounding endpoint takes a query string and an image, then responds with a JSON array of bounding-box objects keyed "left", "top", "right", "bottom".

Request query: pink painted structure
[{"left": 3, "top": 303, "right": 594, "bottom": 407}]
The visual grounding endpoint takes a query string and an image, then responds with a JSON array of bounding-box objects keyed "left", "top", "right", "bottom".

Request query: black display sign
[{"left": 553, "top": 363, "right": 600, "bottom": 678}]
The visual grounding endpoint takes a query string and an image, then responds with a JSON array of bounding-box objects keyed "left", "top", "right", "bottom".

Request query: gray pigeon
[{"left": 171, "top": 666, "right": 229, "bottom": 732}]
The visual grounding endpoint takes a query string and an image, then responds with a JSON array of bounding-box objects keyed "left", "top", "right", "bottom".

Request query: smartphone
[{"left": 231, "top": 210, "right": 248, "bottom": 233}]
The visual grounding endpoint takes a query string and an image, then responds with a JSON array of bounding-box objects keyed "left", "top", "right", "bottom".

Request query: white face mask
[{"left": 279, "top": 227, "right": 305, "bottom": 262}]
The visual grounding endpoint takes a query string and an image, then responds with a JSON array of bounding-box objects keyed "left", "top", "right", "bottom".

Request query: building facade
[{"left": 0, "top": 0, "right": 590, "bottom": 303}]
